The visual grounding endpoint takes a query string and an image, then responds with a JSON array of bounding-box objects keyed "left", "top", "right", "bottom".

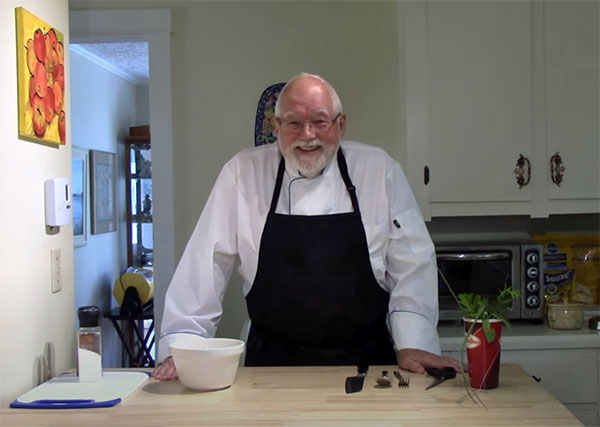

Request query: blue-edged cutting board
[{"left": 10, "top": 371, "right": 149, "bottom": 409}]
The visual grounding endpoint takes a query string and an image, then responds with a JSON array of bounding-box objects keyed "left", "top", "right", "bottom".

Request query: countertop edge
[{"left": 438, "top": 322, "right": 600, "bottom": 351}]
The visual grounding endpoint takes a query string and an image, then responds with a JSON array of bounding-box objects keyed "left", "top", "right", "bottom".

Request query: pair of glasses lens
[{"left": 279, "top": 113, "right": 340, "bottom": 133}]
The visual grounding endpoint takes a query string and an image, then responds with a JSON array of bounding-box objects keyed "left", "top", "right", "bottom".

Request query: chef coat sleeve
[
  {"left": 157, "top": 160, "right": 239, "bottom": 363},
  {"left": 384, "top": 160, "right": 441, "bottom": 355}
]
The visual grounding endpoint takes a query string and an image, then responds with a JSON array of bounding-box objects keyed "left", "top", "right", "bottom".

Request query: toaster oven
[{"left": 436, "top": 245, "right": 544, "bottom": 321}]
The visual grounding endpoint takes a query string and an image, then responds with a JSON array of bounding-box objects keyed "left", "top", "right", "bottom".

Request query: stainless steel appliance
[{"left": 436, "top": 244, "right": 544, "bottom": 321}]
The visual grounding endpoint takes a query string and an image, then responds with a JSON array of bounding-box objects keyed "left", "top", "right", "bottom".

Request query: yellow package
[
  {"left": 569, "top": 238, "right": 599, "bottom": 305},
  {"left": 532, "top": 234, "right": 600, "bottom": 305}
]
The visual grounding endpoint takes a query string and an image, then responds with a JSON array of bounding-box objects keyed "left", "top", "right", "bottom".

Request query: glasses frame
[{"left": 276, "top": 113, "right": 341, "bottom": 134}]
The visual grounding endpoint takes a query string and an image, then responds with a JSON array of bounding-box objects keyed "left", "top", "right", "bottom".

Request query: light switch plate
[{"left": 50, "top": 248, "right": 62, "bottom": 293}]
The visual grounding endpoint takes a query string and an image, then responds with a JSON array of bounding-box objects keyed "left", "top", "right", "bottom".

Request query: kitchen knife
[{"left": 345, "top": 364, "right": 369, "bottom": 394}]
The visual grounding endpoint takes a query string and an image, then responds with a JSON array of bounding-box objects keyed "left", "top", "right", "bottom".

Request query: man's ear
[{"left": 338, "top": 113, "right": 347, "bottom": 138}]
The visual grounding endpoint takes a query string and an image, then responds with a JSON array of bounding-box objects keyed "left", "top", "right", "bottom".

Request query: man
[{"left": 153, "top": 73, "right": 460, "bottom": 380}]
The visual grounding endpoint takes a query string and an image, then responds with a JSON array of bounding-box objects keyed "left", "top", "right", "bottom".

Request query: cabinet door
[
  {"left": 502, "top": 349, "right": 599, "bottom": 427},
  {"left": 426, "top": 2, "right": 533, "bottom": 205},
  {"left": 544, "top": 1, "right": 599, "bottom": 204}
]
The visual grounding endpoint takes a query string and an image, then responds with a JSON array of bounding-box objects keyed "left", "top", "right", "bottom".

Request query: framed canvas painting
[{"left": 15, "top": 7, "right": 66, "bottom": 145}]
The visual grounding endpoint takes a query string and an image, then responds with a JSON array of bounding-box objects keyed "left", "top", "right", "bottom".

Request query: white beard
[{"left": 279, "top": 139, "right": 338, "bottom": 178}]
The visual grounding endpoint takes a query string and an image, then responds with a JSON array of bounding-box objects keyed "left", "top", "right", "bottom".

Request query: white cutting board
[{"left": 10, "top": 371, "right": 149, "bottom": 409}]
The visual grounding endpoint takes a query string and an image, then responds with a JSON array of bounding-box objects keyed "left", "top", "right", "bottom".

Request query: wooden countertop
[{"left": 0, "top": 364, "right": 581, "bottom": 426}]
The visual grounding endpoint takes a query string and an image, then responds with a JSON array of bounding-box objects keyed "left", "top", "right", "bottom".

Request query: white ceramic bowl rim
[{"left": 169, "top": 337, "right": 245, "bottom": 358}]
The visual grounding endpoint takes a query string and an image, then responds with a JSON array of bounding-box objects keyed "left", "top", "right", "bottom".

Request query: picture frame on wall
[
  {"left": 90, "top": 150, "right": 117, "bottom": 234},
  {"left": 15, "top": 7, "right": 67, "bottom": 145},
  {"left": 72, "top": 147, "right": 88, "bottom": 247}
]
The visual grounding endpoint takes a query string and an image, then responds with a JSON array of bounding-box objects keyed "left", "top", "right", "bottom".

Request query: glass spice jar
[
  {"left": 77, "top": 306, "right": 102, "bottom": 382},
  {"left": 546, "top": 302, "right": 584, "bottom": 330}
]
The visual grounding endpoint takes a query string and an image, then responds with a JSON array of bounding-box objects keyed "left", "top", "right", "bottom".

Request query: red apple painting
[{"left": 16, "top": 7, "right": 66, "bottom": 145}]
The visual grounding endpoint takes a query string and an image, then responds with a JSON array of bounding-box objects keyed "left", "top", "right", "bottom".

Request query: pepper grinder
[{"left": 77, "top": 306, "right": 102, "bottom": 382}]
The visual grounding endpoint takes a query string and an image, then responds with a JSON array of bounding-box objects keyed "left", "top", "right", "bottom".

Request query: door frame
[{"left": 70, "top": 8, "right": 175, "bottom": 343}]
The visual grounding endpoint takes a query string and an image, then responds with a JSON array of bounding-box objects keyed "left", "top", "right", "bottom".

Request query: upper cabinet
[
  {"left": 404, "top": 1, "right": 599, "bottom": 219},
  {"left": 544, "top": 1, "right": 599, "bottom": 211}
]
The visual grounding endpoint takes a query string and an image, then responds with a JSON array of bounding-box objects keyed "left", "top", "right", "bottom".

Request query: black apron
[{"left": 245, "top": 149, "right": 396, "bottom": 366}]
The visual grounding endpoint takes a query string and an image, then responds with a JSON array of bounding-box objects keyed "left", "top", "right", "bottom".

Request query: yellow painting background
[{"left": 15, "top": 7, "right": 65, "bottom": 145}]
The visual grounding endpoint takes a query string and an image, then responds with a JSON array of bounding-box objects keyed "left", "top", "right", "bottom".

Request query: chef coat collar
[{"left": 283, "top": 144, "right": 341, "bottom": 180}]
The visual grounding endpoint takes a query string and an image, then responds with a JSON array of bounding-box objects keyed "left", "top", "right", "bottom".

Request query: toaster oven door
[{"left": 436, "top": 247, "right": 520, "bottom": 320}]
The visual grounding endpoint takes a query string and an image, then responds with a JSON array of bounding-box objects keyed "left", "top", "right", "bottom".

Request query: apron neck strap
[
  {"left": 269, "top": 147, "right": 360, "bottom": 214},
  {"left": 336, "top": 148, "right": 360, "bottom": 213},
  {"left": 269, "top": 156, "right": 286, "bottom": 214}
]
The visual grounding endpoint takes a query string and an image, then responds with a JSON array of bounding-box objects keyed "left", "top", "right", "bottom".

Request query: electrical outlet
[{"left": 50, "top": 248, "right": 62, "bottom": 293}]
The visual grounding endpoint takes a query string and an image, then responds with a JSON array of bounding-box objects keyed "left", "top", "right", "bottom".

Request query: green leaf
[
  {"left": 455, "top": 285, "right": 521, "bottom": 326},
  {"left": 495, "top": 312, "right": 511, "bottom": 330},
  {"left": 482, "top": 318, "right": 496, "bottom": 343}
]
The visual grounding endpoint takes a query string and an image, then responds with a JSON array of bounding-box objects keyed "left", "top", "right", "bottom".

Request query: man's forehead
[
  {"left": 279, "top": 79, "right": 333, "bottom": 113},
  {"left": 280, "top": 108, "right": 331, "bottom": 119}
]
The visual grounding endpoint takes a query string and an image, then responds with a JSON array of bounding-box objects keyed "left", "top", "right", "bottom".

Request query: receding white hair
[{"left": 274, "top": 73, "right": 343, "bottom": 117}]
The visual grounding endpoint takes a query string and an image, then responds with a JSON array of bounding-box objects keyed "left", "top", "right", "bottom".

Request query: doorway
[{"left": 69, "top": 8, "right": 174, "bottom": 367}]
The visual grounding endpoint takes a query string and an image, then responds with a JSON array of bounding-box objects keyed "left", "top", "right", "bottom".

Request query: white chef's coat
[{"left": 158, "top": 141, "right": 441, "bottom": 363}]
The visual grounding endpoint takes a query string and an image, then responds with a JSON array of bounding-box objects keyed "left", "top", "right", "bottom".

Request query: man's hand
[
  {"left": 396, "top": 349, "right": 462, "bottom": 374},
  {"left": 151, "top": 356, "right": 178, "bottom": 381}
]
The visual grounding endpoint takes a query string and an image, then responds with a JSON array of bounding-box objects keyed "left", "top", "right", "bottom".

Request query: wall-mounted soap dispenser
[{"left": 44, "top": 177, "right": 71, "bottom": 227}]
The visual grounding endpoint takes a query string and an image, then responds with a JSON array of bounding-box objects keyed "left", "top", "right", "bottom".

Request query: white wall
[
  {"left": 136, "top": 86, "right": 150, "bottom": 125},
  {"left": 70, "top": 50, "right": 138, "bottom": 367},
  {"left": 0, "top": 0, "right": 71, "bottom": 408}
]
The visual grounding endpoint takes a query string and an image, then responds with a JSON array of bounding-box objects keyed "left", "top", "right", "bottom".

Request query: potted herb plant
[
  {"left": 439, "top": 270, "right": 521, "bottom": 391},
  {"left": 455, "top": 287, "right": 520, "bottom": 389}
]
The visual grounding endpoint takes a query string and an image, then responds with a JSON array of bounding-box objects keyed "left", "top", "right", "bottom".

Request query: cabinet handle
[
  {"left": 424, "top": 166, "right": 430, "bottom": 185},
  {"left": 550, "top": 151, "right": 565, "bottom": 187},
  {"left": 513, "top": 154, "right": 531, "bottom": 189}
]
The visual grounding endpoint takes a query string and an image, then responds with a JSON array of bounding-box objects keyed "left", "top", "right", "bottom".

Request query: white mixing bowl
[{"left": 169, "top": 336, "right": 245, "bottom": 391}]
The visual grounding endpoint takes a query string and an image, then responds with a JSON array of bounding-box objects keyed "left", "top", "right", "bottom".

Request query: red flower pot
[{"left": 464, "top": 318, "right": 502, "bottom": 389}]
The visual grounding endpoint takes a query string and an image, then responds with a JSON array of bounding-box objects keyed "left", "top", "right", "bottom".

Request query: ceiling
[{"left": 70, "top": 42, "right": 149, "bottom": 86}]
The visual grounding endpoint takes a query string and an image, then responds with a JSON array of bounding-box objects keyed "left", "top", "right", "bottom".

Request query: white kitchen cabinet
[
  {"left": 404, "top": 1, "right": 599, "bottom": 219},
  {"left": 426, "top": 2, "right": 533, "bottom": 206},
  {"left": 543, "top": 1, "right": 600, "bottom": 215}
]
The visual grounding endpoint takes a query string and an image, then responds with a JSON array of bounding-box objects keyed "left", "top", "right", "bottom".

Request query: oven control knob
[
  {"left": 527, "top": 267, "right": 539, "bottom": 279},
  {"left": 526, "top": 295, "right": 540, "bottom": 308},
  {"left": 526, "top": 281, "right": 539, "bottom": 293},
  {"left": 526, "top": 252, "right": 539, "bottom": 265}
]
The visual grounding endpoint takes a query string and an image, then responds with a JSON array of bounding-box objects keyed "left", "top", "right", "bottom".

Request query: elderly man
[{"left": 153, "top": 73, "right": 460, "bottom": 380}]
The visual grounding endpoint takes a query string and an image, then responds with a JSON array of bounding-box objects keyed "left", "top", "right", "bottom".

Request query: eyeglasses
[{"left": 277, "top": 113, "right": 341, "bottom": 134}]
